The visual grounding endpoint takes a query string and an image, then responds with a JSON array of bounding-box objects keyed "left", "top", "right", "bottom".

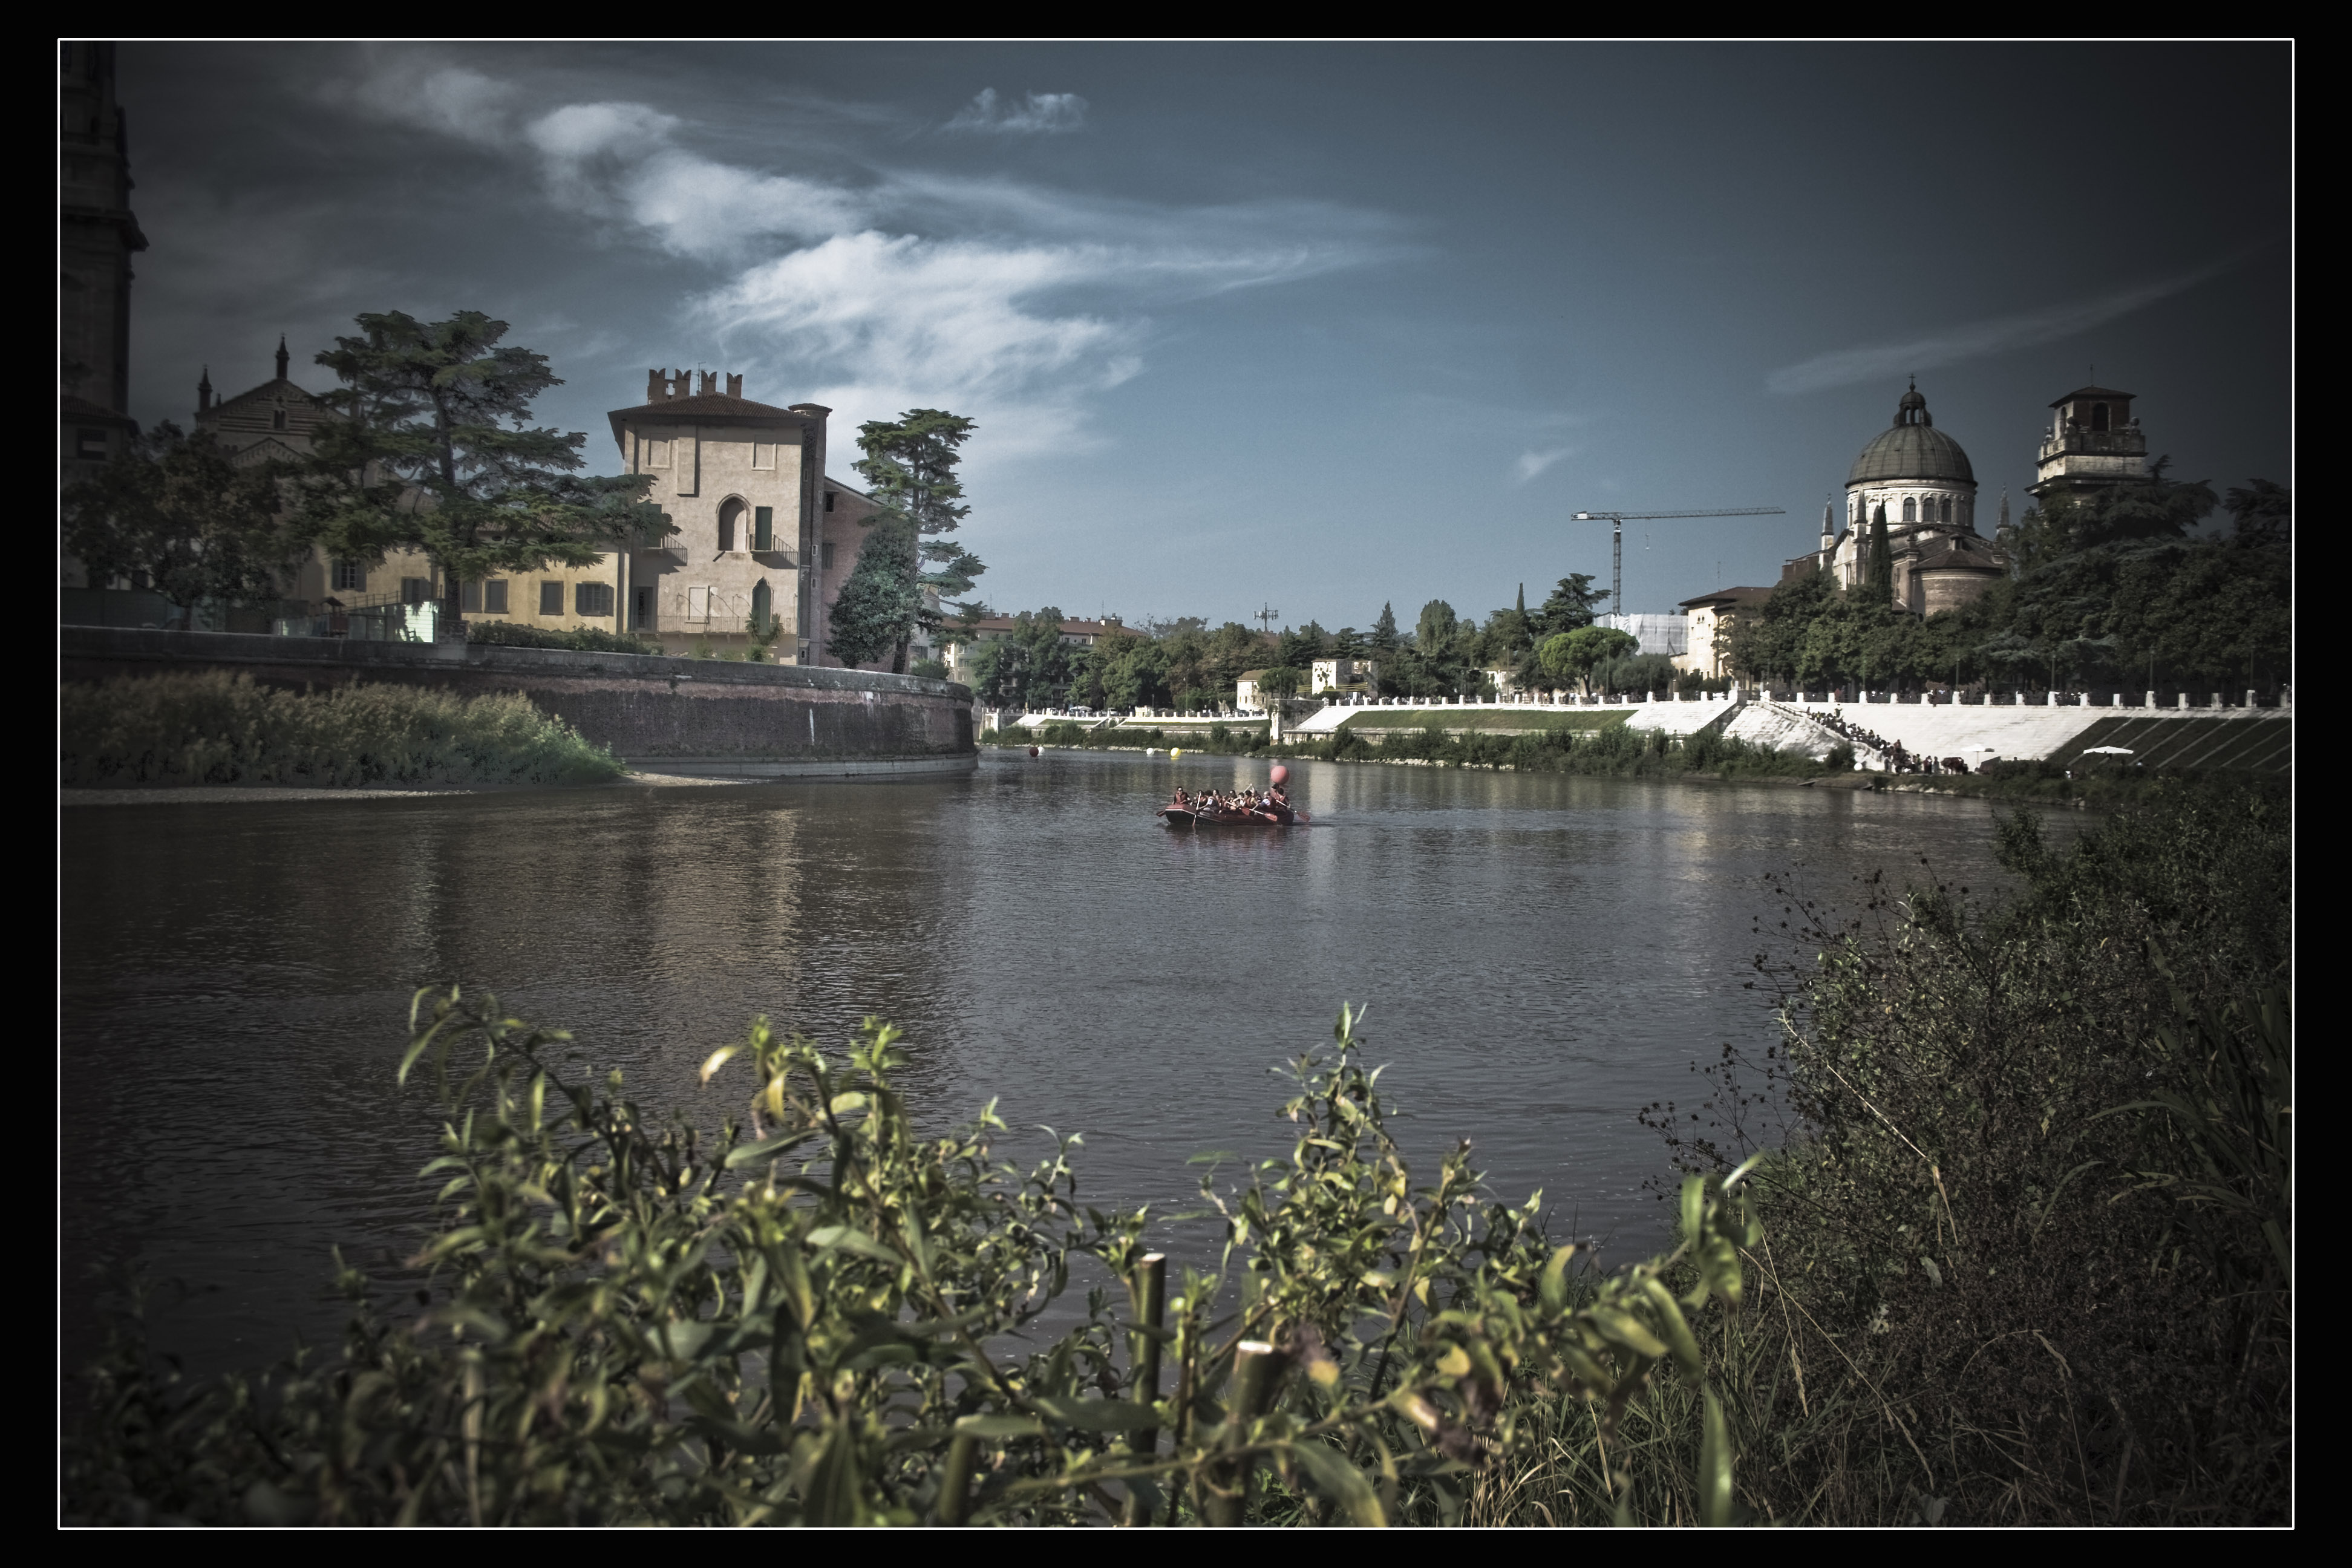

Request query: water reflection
[{"left": 60, "top": 755, "right": 2068, "bottom": 1378}]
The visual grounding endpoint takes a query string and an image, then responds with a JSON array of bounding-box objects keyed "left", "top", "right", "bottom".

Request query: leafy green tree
[
  {"left": 1537, "top": 625, "right": 1636, "bottom": 693},
  {"left": 851, "top": 409, "right": 985, "bottom": 672},
  {"left": 1369, "top": 601, "right": 1400, "bottom": 654},
  {"left": 63, "top": 422, "right": 304, "bottom": 622},
  {"left": 826, "top": 512, "right": 921, "bottom": 668},
  {"left": 2226, "top": 479, "right": 2290, "bottom": 543},
  {"left": 1414, "top": 599, "right": 1459, "bottom": 653},
  {"left": 298, "top": 311, "right": 667, "bottom": 631},
  {"left": 1331, "top": 625, "right": 1368, "bottom": 660}
]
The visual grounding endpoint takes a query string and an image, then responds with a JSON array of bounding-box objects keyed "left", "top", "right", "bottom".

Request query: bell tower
[{"left": 2032, "top": 385, "right": 2148, "bottom": 502}]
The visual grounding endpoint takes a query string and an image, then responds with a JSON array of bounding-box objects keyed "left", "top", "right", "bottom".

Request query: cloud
[
  {"left": 943, "top": 87, "right": 1089, "bottom": 135},
  {"left": 1765, "top": 256, "right": 2245, "bottom": 395},
  {"left": 325, "top": 57, "right": 1378, "bottom": 462},
  {"left": 1514, "top": 447, "right": 1573, "bottom": 484}
]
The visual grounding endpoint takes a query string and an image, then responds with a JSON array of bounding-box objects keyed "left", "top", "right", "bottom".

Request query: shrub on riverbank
[
  {"left": 61, "top": 670, "right": 623, "bottom": 788},
  {"left": 1647, "top": 779, "right": 2292, "bottom": 1524},
  {"left": 65, "top": 996, "right": 1761, "bottom": 1526},
  {"left": 465, "top": 620, "right": 664, "bottom": 656}
]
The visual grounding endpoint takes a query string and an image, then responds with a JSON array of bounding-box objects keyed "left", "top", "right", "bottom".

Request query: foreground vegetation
[
  {"left": 63, "top": 781, "right": 2287, "bottom": 1525},
  {"left": 1646, "top": 778, "right": 2290, "bottom": 1523},
  {"left": 61, "top": 670, "right": 623, "bottom": 789}
]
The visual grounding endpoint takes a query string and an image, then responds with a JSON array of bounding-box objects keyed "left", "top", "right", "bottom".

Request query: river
[{"left": 59, "top": 751, "right": 2065, "bottom": 1380}]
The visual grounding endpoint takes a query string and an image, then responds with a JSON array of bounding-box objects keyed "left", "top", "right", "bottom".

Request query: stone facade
[
  {"left": 1676, "top": 586, "right": 1771, "bottom": 678},
  {"left": 60, "top": 41, "right": 146, "bottom": 586},
  {"left": 2031, "top": 385, "right": 2149, "bottom": 502}
]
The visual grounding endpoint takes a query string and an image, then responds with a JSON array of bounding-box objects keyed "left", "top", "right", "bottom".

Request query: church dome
[{"left": 1846, "top": 382, "right": 1975, "bottom": 486}]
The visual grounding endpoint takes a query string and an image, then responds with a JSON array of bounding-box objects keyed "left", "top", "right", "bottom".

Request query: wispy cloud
[
  {"left": 329, "top": 59, "right": 1379, "bottom": 464},
  {"left": 943, "top": 88, "right": 1089, "bottom": 135},
  {"left": 1514, "top": 447, "right": 1573, "bottom": 484},
  {"left": 1765, "top": 256, "right": 2246, "bottom": 395}
]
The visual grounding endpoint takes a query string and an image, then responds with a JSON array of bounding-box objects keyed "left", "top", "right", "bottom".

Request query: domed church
[{"left": 1797, "top": 380, "right": 2008, "bottom": 615}]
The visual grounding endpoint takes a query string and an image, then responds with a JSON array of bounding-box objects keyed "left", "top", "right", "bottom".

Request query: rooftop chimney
[{"left": 696, "top": 370, "right": 717, "bottom": 396}]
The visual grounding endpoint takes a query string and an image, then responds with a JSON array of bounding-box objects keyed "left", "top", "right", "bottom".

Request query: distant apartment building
[
  {"left": 1310, "top": 656, "right": 1377, "bottom": 694},
  {"left": 1674, "top": 586, "right": 1771, "bottom": 679}
]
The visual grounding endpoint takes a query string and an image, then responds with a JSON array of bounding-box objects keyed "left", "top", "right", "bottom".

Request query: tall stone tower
[
  {"left": 60, "top": 42, "right": 146, "bottom": 417},
  {"left": 2031, "top": 386, "right": 2148, "bottom": 503}
]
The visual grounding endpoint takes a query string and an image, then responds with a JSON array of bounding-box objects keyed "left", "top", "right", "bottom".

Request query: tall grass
[{"left": 61, "top": 670, "right": 623, "bottom": 788}]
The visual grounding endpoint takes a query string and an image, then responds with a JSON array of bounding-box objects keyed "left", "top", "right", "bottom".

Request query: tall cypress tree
[
  {"left": 1866, "top": 503, "right": 1895, "bottom": 604},
  {"left": 297, "top": 311, "right": 668, "bottom": 631},
  {"left": 1370, "top": 601, "right": 1400, "bottom": 653}
]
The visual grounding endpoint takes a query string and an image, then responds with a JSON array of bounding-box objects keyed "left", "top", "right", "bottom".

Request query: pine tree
[
  {"left": 296, "top": 311, "right": 668, "bottom": 630},
  {"left": 852, "top": 410, "right": 984, "bottom": 673},
  {"left": 1370, "top": 602, "right": 1400, "bottom": 653}
]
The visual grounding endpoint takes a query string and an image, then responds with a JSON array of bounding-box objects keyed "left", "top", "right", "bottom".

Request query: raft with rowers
[{"left": 1157, "top": 764, "right": 1308, "bottom": 827}]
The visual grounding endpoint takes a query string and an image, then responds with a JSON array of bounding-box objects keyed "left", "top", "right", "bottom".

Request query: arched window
[
  {"left": 751, "top": 579, "right": 771, "bottom": 633},
  {"left": 1903, "top": 497, "right": 1917, "bottom": 523},
  {"left": 717, "top": 497, "right": 746, "bottom": 553},
  {"left": 2092, "top": 403, "right": 2110, "bottom": 432}
]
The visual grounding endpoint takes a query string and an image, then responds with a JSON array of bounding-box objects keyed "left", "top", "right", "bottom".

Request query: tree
[
  {"left": 852, "top": 410, "right": 984, "bottom": 673},
  {"left": 299, "top": 311, "right": 667, "bottom": 632},
  {"left": 1414, "top": 600, "right": 1458, "bottom": 653},
  {"left": 1864, "top": 504, "right": 1894, "bottom": 604},
  {"left": 826, "top": 512, "right": 921, "bottom": 668},
  {"left": 1529, "top": 574, "right": 1606, "bottom": 639},
  {"left": 1257, "top": 665, "right": 1304, "bottom": 698},
  {"left": 1369, "top": 602, "right": 1400, "bottom": 654},
  {"left": 2226, "top": 479, "right": 2290, "bottom": 543},
  {"left": 1330, "top": 626, "right": 1368, "bottom": 661},
  {"left": 63, "top": 422, "right": 304, "bottom": 622},
  {"left": 1537, "top": 625, "right": 1636, "bottom": 693}
]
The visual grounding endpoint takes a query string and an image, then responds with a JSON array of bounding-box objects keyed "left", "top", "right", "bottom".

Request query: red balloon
[
  {"left": 1028, "top": 745, "right": 1039, "bottom": 757},
  {"left": 1270, "top": 765, "right": 1290, "bottom": 785}
]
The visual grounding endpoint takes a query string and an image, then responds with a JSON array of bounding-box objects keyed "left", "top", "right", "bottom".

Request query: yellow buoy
[{"left": 1171, "top": 747, "right": 1183, "bottom": 759}]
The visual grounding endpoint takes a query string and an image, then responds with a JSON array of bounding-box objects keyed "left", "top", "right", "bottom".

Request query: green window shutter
[
  {"left": 754, "top": 506, "right": 774, "bottom": 551},
  {"left": 751, "top": 580, "right": 771, "bottom": 631}
]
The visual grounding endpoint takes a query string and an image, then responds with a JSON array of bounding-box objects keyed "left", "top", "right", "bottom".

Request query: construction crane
[{"left": 1568, "top": 508, "right": 1786, "bottom": 618}]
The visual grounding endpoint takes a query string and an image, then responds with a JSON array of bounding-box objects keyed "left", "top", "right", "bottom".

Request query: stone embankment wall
[{"left": 60, "top": 627, "right": 977, "bottom": 779}]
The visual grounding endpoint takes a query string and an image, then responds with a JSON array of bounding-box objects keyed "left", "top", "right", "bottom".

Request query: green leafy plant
[{"left": 65, "top": 998, "right": 1762, "bottom": 1526}]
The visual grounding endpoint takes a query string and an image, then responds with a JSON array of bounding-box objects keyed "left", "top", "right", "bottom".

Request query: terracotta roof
[{"left": 1679, "top": 586, "right": 1774, "bottom": 609}]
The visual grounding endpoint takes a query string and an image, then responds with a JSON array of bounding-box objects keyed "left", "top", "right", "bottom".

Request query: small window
[
  {"left": 751, "top": 441, "right": 775, "bottom": 469},
  {"left": 1902, "top": 497, "right": 1917, "bottom": 523},
  {"left": 823, "top": 491, "right": 836, "bottom": 512},
  {"left": 401, "top": 577, "right": 433, "bottom": 605},
  {"left": 483, "top": 579, "right": 509, "bottom": 615},
  {"left": 821, "top": 541, "right": 836, "bottom": 570},
  {"left": 577, "top": 582, "right": 614, "bottom": 617},
  {"left": 76, "top": 427, "right": 108, "bottom": 459},
  {"left": 272, "top": 408, "right": 287, "bottom": 431},
  {"left": 645, "top": 438, "right": 671, "bottom": 468},
  {"left": 2091, "top": 402, "right": 2110, "bottom": 432},
  {"left": 461, "top": 581, "right": 483, "bottom": 612},
  {"left": 753, "top": 506, "right": 774, "bottom": 551},
  {"left": 751, "top": 579, "right": 772, "bottom": 630},
  {"left": 332, "top": 560, "right": 368, "bottom": 592},
  {"left": 540, "top": 581, "right": 565, "bottom": 616}
]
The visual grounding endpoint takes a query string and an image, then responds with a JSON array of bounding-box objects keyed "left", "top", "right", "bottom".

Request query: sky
[{"left": 112, "top": 41, "right": 2293, "bottom": 632}]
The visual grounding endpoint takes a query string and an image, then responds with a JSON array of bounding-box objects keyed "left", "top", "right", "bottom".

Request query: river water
[{"left": 59, "top": 753, "right": 2060, "bottom": 1379}]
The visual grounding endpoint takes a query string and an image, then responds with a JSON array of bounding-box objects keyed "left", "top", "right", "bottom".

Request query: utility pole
[{"left": 1568, "top": 508, "right": 1785, "bottom": 619}]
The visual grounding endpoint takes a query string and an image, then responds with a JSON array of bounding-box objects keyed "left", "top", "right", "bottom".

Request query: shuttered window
[
  {"left": 541, "top": 581, "right": 565, "bottom": 616},
  {"left": 753, "top": 506, "right": 774, "bottom": 551},
  {"left": 576, "top": 582, "right": 615, "bottom": 617}
]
